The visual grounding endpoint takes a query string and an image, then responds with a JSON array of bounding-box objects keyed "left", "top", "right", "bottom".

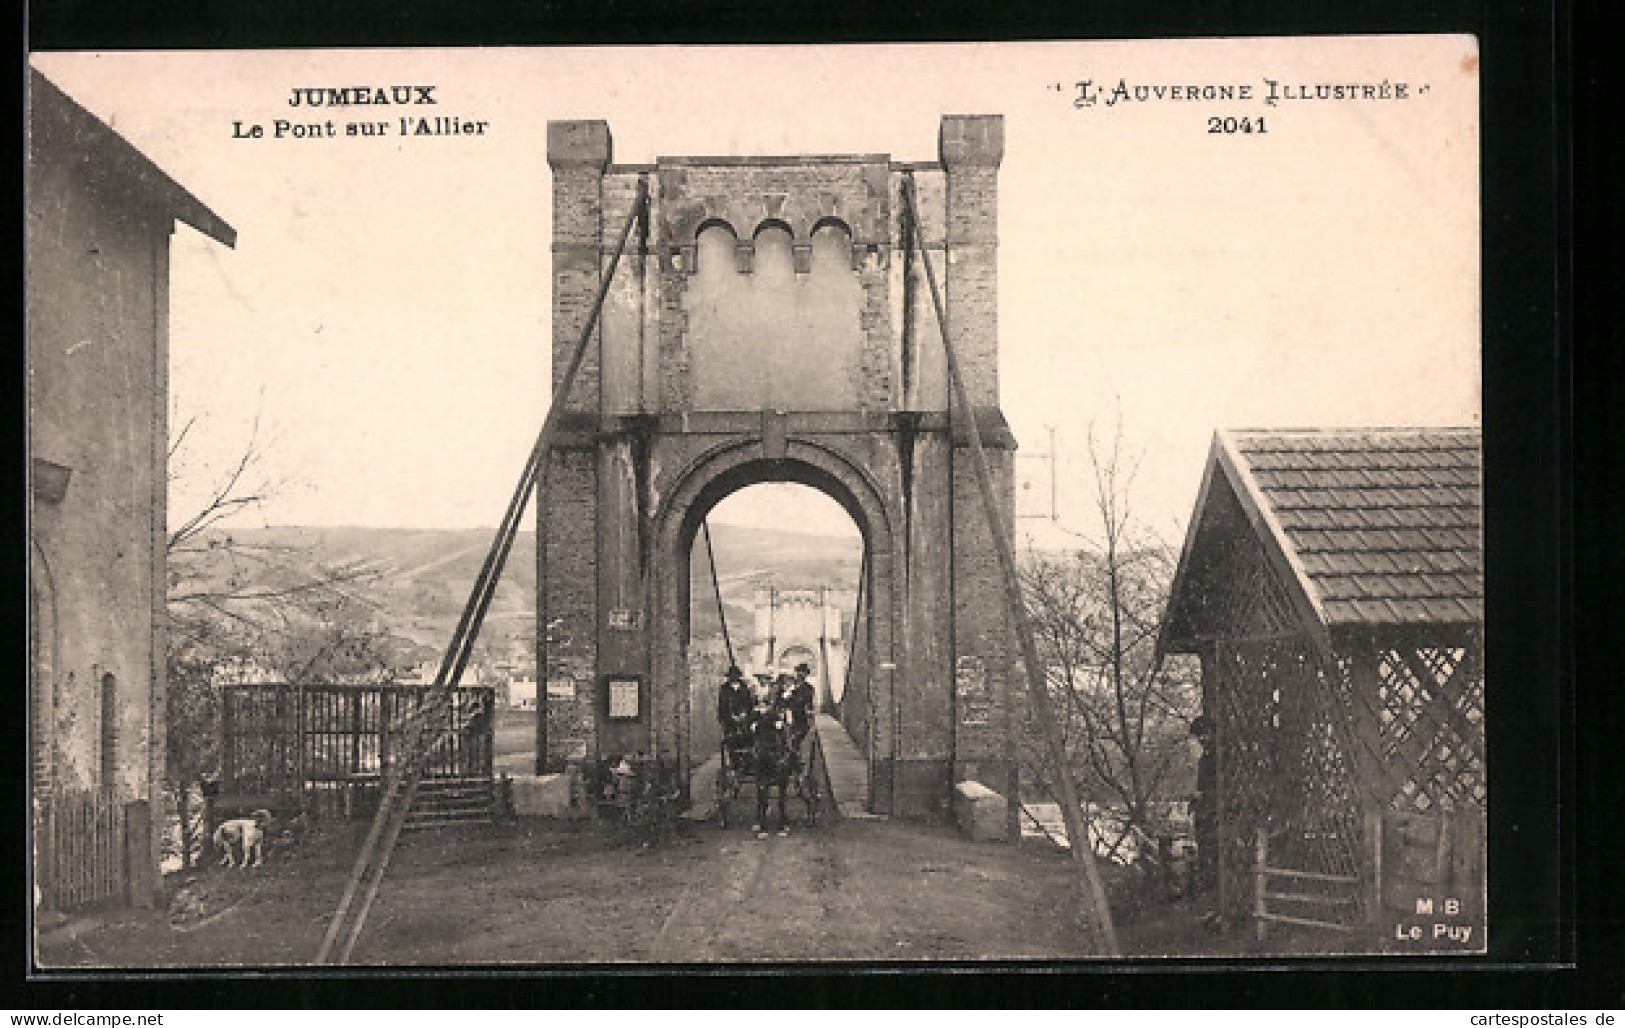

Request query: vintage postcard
[{"left": 27, "top": 38, "right": 1487, "bottom": 967}]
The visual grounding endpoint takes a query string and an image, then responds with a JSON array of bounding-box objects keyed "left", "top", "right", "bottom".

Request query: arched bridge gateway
[{"left": 536, "top": 117, "right": 1019, "bottom": 822}]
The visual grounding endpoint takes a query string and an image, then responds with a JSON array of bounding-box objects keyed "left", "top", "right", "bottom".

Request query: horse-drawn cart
[{"left": 715, "top": 711, "right": 820, "bottom": 832}]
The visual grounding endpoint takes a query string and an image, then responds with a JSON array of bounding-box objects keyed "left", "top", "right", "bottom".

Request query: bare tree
[
  {"left": 257, "top": 593, "right": 403, "bottom": 686},
  {"left": 166, "top": 412, "right": 375, "bottom": 648},
  {"left": 163, "top": 409, "right": 383, "bottom": 867},
  {"left": 1020, "top": 419, "right": 1200, "bottom": 865}
]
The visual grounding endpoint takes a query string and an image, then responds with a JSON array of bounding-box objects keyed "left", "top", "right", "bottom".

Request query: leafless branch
[{"left": 1018, "top": 414, "right": 1201, "bottom": 856}]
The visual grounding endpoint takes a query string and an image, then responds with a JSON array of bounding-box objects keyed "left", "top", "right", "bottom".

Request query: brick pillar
[
  {"left": 539, "top": 121, "right": 611, "bottom": 772},
  {"left": 596, "top": 438, "right": 648, "bottom": 761},
  {"left": 951, "top": 428, "right": 1018, "bottom": 827},
  {"left": 547, "top": 119, "right": 612, "bottom": 405},
  {"left": 595, "top": 170, "right": 656, "bottom": 766},
  {"left": 147, "top": 229, "right": 172, "bottom": 900},
  {"left": 895, "top": 429, "right": 954, "bottom": 818},
  {"left": 939, "top": 115, "right": 1002, "bottom": 409},
  {"left": 941, "top": 116, "right": 1018, "bottom": 830}
]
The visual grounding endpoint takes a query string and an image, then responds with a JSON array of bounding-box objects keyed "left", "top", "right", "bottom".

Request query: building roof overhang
[{"left": 28, "top": 68, "right": 236, "bottom": 248}]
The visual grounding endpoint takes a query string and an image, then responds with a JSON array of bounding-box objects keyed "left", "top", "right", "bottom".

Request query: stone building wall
[{"left": 27, "top": 70, "right": 234, "bottom": 901}]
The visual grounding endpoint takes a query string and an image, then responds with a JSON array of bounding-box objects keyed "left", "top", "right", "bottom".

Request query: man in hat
[
  {"left": 716, "top": 665, "right": 754, "bottom": 763},
  {"left": 781, "top": 663, "right": 816, "bottom": 758},
  {"left": 753, "top": 672, "right": 776, "bottom": 706}
]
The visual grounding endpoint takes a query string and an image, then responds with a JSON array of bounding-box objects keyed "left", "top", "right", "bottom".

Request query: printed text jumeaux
[{"left": 288, "top": 86, "right": 438, "bottom": 106}]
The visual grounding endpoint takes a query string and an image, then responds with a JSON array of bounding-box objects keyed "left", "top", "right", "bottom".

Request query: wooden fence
[
  {"left": 220, "top": 683, "right": 495, "bottom": 801},
  {"left": 35, "top": 790, "right": 152, "bottom": 911}
]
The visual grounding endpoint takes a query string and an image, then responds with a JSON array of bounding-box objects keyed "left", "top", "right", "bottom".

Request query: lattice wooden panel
[
  {"left": 1280, "top": 651, "right": 1364, "bottom": 878},
  {"left": 1195, "top": 484, "right": 1373, "bottom": 918},
  {"left": 1378, "top": 643, "right": 1484, "bottom": 812},
  {"left": 1211, "top": 640, "right": 1278, "bottom": 919},
  {"left": 1209, "top": 635, "right": 1370, "bottom": 924},
  {"left": 1257, "top": 639, "right": 1363, "bottom": 878},
  {"left": 1185, "top": 472, "right": 1300, "bottom": 638}
]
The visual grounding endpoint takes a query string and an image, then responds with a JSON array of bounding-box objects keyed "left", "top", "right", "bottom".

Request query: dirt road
[{"left": 37, "top": 815, "right": 1100, "bottom": 968}]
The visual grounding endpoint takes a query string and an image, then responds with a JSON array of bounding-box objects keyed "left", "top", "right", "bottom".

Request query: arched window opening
[
  {"left": 750, "top": 223, "right": 795, "bottom": 283},
  {"left": 695, "top": 221, "right": 739, "bottom": 279},
  {"left": 99, "top": 671, "right": 117, "bottom": 792},
  {"left": 810, "top": 219, "right": 854, "bottom": 276}
]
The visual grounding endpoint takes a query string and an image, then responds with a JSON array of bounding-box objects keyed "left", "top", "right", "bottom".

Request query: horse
[{"left": 750, "top": 704, "right": 798, "bottom": 837}]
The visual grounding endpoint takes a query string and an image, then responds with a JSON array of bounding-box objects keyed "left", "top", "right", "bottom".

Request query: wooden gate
[{"left": 35, "top": 790, "right": 151, "bottom": 911}]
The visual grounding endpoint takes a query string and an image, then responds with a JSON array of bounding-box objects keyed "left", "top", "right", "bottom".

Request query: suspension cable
[
  {"left": 839, "top": 544, "right": 869, "bottom": 710},
  {"left": 701, "top": 518, "right": 735, "bottom": 668}
]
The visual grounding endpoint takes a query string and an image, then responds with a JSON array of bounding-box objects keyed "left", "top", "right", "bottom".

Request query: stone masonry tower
[{"left": 538, "top": 116, "right": 1017, "bottom": 824}]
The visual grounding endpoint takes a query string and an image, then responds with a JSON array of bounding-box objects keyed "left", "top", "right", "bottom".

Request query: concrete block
[
  {"left": 510, "top": 770, "right": 583, "bottom": 818},
  {"left": 953, "top": 779, "right": 1006, "bottom": 842}
]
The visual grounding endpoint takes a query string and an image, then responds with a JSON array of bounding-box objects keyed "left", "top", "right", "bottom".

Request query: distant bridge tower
[{"left": 750, "top": 586, "right": 850, "bottom": 709}]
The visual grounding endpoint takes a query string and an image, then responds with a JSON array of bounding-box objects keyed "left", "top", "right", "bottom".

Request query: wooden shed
[{"left": 1161, "top": 428, "right": 1483, "bottom": 944}]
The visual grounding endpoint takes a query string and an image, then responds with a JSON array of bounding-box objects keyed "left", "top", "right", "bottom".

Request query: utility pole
[
  {"left": 1049, "top": 424, "right": 1059, "bottom": 522},
  {"left": 766, "top": 584, "right": 777, "bottom": 671}
]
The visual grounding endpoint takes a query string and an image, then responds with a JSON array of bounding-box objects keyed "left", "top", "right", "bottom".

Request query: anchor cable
[
  {"left": 900, "top": 172, "right": 1120, "bottom": 956},
  {"left": 838, "top": 544, "right": 868, "bottom": 715}
]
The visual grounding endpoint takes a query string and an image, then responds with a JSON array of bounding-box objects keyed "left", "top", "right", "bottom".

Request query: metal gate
[{"left": 221, "top": 683, "right": 494, "bottom": 797}]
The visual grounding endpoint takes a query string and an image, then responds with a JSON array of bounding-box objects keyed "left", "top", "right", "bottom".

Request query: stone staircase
[
  {"left": 1019, "top": 801, "right": 1071, "bottom": 848},
  {"left": 404, "top": 775, "right": 495, "bottom": 829}
]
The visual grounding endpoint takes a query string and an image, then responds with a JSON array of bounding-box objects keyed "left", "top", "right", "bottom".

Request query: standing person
[
  {"left": 783, "top": 664, "right": 815, "bottom": 756},
  {"left": 776, "top": 662, "right": 819, "bottom": 756},
  {"left": 771, "top": 672, "right": 795, "bottom": 712},
  {"left": 716, "top": 665, "right": 754, "bottom": 762}
]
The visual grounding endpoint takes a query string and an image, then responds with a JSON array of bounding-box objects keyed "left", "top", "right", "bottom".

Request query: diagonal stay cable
[
  {"left": 701, "top": 518, "right": 735, "bottom": 668},
  {"left": 900, "top": 172, "right": 1119, "bottom": 956},
  {"left": 314, "top": 179, "right": 649, "bottom": 965},
  {"left": 840, "top": 544, "right": 868, "bottom": 707}
]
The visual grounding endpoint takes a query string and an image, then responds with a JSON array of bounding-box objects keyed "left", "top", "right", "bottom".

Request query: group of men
[{"left": 716, "top": 661, "right": 816, "bottom": 765}]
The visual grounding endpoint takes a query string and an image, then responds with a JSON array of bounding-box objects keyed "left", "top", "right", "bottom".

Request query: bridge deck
[{"left": 815, "top": 713, "right": 881, "bottom": 820}]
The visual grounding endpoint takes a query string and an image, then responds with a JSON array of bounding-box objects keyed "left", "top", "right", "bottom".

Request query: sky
[{"left": 32, "top": 39, "right": 1479, "bottom": 549}]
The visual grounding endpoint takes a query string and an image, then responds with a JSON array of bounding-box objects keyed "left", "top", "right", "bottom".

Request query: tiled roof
[{"left": 1226, "top": 428, "right": 1481, "bottom": 627}]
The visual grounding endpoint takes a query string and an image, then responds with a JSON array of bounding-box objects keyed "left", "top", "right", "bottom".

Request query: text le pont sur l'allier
[{"left": 232, "top": 86, "right": 489, "bottom": 140}]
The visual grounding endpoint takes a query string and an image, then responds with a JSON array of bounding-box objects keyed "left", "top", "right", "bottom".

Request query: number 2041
[{"left": 1208, "top": 116, "right": 1267, "bottom": 134}]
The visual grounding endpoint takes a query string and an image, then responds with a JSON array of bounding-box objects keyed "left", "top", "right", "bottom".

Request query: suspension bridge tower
[{"left": 537, "top": 116, "right": 1019, "bottom": 824}]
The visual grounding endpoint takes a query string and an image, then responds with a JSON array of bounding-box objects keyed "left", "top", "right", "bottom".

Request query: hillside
[{"left": 199, "top": 522, "right": 862, "bottom": 652}]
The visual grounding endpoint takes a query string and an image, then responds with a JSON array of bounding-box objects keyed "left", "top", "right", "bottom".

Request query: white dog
[{"left": 213, "top": 809, "right": 271, "bottom": 869}]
